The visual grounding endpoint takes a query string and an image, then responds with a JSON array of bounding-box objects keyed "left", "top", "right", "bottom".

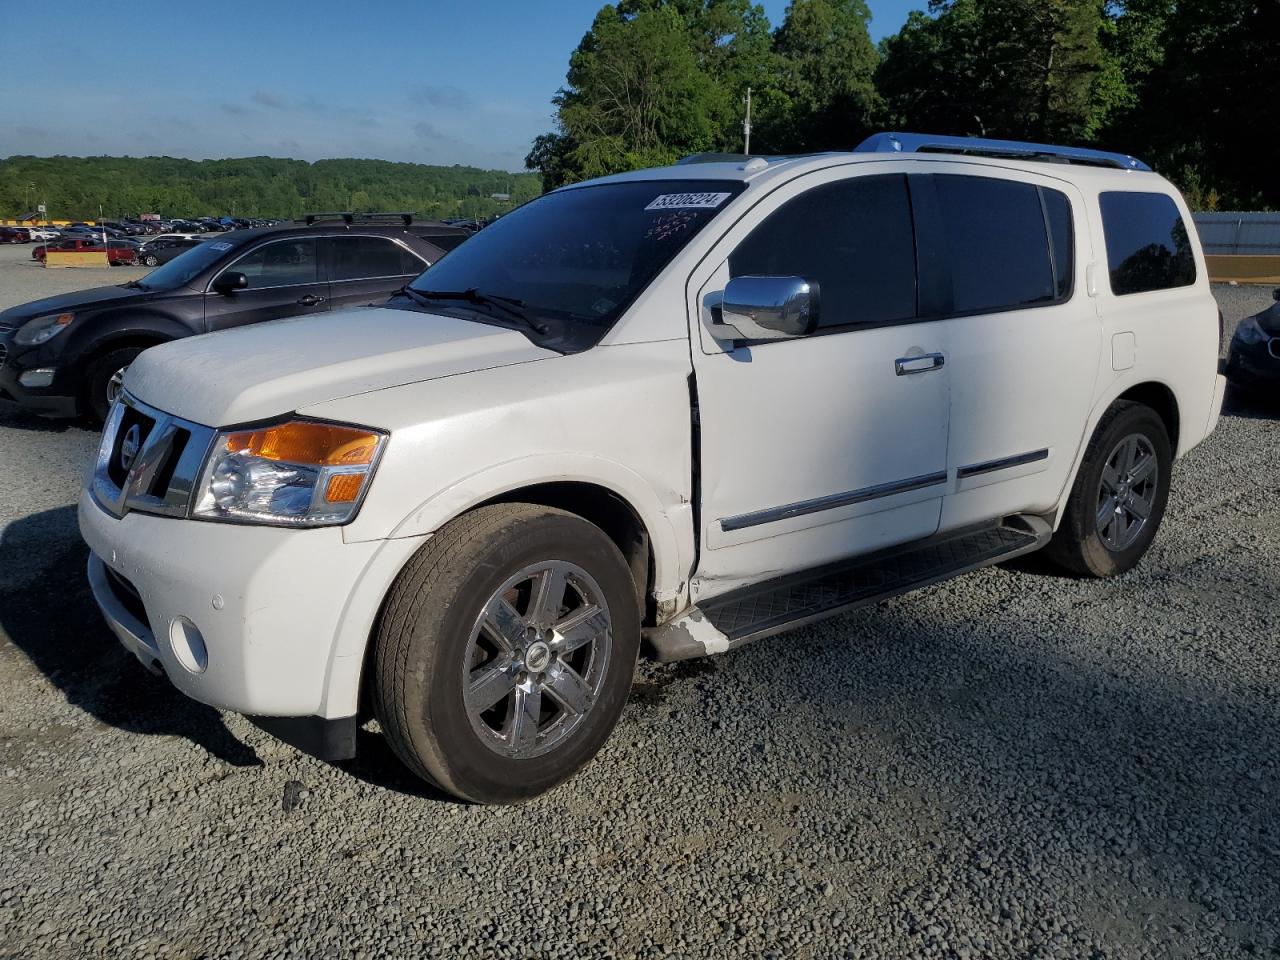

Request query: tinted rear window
[
  {"left": 1043, "top": 188, "right": 1074, "bottom": 300},
  {"left": 934, "top": 175, "right": 1057, "bottom": 313},
  {"left": 728, "top": 174, "right": 917, "bottom": 328},
  {"left": 1099, "top": 192, "right": 1196, "bottom": 295}
]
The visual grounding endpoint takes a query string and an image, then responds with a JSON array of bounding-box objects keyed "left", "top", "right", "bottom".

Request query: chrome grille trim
[
  {"left": 91, "top": 392, "right": 216, "bottom": 520},
  {"left": 0, "top": 342, "right": 8, "bottom": 370}
]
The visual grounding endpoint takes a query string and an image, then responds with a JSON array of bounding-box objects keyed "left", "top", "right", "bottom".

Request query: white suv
[{"left": 79, "top": 133, "right": 1226, "bottom": 803}]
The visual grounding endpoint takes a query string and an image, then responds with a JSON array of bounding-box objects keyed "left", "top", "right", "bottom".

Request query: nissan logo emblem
[{"left": 119, "top": 424, "right": 142, "bottom": 472}]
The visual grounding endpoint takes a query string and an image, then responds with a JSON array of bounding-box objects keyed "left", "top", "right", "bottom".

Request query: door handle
[
  {"left": 895, "top": 352, "right": 945, "bottom": 376},
  {"left": 297, "top": 294, "right": 325, "bottom": 307}
]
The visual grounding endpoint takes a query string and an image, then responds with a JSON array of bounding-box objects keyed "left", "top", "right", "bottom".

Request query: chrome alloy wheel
[
  {"left": 463, "top": 560, "right": 613, "bottom": 759},
  {"left": 105, "top": 365, "right": 129, "bottom": 407},
  {"left": 1096, "top": 433, "right": 1158, "bottom": 551}
]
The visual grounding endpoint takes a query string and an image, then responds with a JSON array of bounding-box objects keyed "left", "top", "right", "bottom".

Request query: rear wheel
[
  {"left": 372, "top": 503, "right": 640, "bottom": 804},
  {"left": 1045, "top": 401, "right": 1172, "bottom": 577},
  {"left": 84, "top": 346, "right": 145, "bottom": 425},
  {"left": 143, "top": 255, "right": 159, "bottom": 266}
]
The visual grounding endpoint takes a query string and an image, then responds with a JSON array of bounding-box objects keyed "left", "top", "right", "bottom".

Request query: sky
[{"left": 0, "top": 1, "right": 923, "bottom": 172}]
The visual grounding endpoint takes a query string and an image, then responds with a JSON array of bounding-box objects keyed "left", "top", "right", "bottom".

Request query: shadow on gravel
[
  {"left": 1222, "top": 383, "right": 1280, "bottom": 421},
  {"left": 0, "top": 505, "right": 261, "bottom": 767},
  {"left": 335, "top": 729, "right": 467, "bottom": 805},
  {"left": 716, "top": 590, "right": 1280, "bottom": 952},
  {"left": 0, "top": 403, "right": 93, "bottom": 434}
]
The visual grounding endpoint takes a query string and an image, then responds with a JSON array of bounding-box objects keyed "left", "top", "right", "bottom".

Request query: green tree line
[
  {"left": 0, "top": 155, "right": 542, "bottom": 222},
  {"left": 527, "top": 0, "right": 1279, "bottom": 209}
]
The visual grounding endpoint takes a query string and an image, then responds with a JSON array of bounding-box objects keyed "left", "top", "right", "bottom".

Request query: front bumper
[
  {"left": 78, "top": 487, "right": 426, "bottom": 758},
  {"left": 0, "top": 344, "right": 78, "bottom": 416}
]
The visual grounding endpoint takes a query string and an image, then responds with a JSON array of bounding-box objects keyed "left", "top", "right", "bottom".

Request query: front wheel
[
  {"left": 83, "top": 346, "right": 144, "bottom": 425},
  {"left": 372, "top": 503, "right": 640, "bottom": 803},
  {"left": 1045, "top": 400, "right": 1172, "bottom": 577},
  {"left": 144, "top": 255, "right": 159, "bottom": 266}
]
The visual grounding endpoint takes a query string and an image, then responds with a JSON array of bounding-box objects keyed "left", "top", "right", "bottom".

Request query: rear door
[
  {"left": 204, "top": 236, "right": 330, "bottom": 332},
  {"left": 323, "top": 235, "right": 431, "bottom": 311}
]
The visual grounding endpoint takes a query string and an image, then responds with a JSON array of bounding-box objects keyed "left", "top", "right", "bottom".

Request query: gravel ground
[{"left": 1, "top": 242, "right": 1278, "bottom": 959}]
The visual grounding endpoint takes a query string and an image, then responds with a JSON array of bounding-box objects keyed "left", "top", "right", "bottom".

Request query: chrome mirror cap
[{"left": 713, "top": 275, "right": 819, "bottom": 342}]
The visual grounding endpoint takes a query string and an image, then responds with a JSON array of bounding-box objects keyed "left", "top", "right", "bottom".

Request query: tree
[
  {"left": 877, "top": 0, "right": 1114, "bottom": 142},
  {"left": 759, "top": 0, "right": 880, "bottom": 152}
]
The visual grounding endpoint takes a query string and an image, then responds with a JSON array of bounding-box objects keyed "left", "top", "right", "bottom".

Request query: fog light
[
  {"left": 18, "top": 367, "right": 55, "bottom": 388},
  {"left": 169, "top": 616, "right": 208, "bottom": 674}
]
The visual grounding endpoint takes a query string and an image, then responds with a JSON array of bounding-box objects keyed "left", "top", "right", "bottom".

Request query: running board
[{"left": 645, "top": 518, "right": 1051, "bottom": 661}]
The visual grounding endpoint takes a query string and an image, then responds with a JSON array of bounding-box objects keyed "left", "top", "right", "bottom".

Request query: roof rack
[
  {"left": 298, "top": 212, "right": 416, "bottom": 226},
  {"left": 855, "top": 132, "right": 1151, "bottom": 171}
]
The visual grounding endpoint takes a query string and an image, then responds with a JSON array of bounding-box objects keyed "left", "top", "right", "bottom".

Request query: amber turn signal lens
[
  {"left": 324, "top": 474, "right": 365, "bottom": 503},
  {"left": 223, "top": 421, "right": 380, "bottom": 466}
]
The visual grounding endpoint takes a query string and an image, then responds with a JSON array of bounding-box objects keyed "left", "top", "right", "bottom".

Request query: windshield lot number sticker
[
  {"left": 645, "top": 192, "right": 731, "bottom": 211},
  {"left": 209, "top": 242, "right": 234, "bottom": 251}
]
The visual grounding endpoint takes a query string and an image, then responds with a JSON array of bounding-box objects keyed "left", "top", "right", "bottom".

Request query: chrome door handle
[
  {"left": 297, "top": 294, "right": 325, "bottom": 306},
  {"left": 895, "top": 352, "right": 945, "bottom": 376}
]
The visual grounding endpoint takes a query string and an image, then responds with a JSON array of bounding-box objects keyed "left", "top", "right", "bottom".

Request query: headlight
[
  {"left": 193, "top": 419, "right": 387, "bottom": 526},
  {"left": 14, "top": 313, "right": 74, "bottom": 346},
  {"left": 1235, "top": 315, "right": 1270, "bottom": 345}
]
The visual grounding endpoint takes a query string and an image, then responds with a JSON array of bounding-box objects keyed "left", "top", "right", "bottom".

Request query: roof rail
[
  {"left": 298, "top": 212, "right": 416, "bottom": 226},
  {"left": 855, "top": 132, "right": 1151, "bottom": 172}
]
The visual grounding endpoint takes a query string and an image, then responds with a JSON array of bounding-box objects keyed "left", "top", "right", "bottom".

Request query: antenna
[{"left": 743, "top": 87, "right": 752, "bottom": 154}]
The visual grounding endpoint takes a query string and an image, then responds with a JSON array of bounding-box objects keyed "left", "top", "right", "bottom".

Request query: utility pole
[{"left": 743, "top": 87, "right": 752, "bottom": 155}]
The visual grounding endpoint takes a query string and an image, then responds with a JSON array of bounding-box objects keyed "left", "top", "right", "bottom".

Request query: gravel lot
[{"left": 1, "top": 240, "right": 1277, "bottom": 959}]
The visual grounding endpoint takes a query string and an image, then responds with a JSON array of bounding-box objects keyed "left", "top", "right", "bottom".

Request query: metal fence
[{"left": 1193, "top": 212, "right": 1280, "bottom": 256}]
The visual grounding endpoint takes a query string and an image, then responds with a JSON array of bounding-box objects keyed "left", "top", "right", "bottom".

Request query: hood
[
  {"left": 0, "top": 284, "right": 144, "bottom": 326},
  {"left": 125, "top": 306, "right": 559, "bottom": 426}
]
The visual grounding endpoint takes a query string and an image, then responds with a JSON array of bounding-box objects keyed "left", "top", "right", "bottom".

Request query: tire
[
  {"left": 84, "top": 346, "right": 144, "bottom": 425},
  {"left": 372, "top": 503, "right": 640, "bottom": 804},
  {"left": 1045, "top": 400, "right": 1172, "bottom": 577},
  {"left": 144, "top": 255, "right": 159, "bottom": 266}
]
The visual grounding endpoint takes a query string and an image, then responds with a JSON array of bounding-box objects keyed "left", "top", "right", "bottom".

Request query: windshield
[
  {"left": 134, "top": 239, "right": 231, "bottom": 290},
  {"left": 399, "top": 178, "right": 744, "bottom": 351}
]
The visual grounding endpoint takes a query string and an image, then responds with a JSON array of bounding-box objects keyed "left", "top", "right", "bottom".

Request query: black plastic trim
[{"left": 248, "top": 714, "right": 358, "bottom": 762}]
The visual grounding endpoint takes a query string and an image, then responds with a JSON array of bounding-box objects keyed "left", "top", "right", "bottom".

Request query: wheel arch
[{"left": 1050, "top": 378, "right": 1182, "bottom": 530}]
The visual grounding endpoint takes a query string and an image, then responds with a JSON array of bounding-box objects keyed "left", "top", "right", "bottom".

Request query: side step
[{"left": 646, "top": 518, "right": 1050, "bottom": 661}]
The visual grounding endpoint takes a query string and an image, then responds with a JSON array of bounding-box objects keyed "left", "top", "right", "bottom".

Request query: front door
[
  {"left": 689, "top": 168, "right": 952, "bottom": 601},
  {"left": 205, "top": 236, "right": 329, "bottom": 332}
]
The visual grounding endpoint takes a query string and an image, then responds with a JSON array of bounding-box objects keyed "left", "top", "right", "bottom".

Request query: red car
[{"left": 32, "top": 237, "right": 139, "bottom": 266}]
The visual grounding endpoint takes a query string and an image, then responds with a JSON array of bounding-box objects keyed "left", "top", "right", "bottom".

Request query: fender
[
  {"left": 376, "top": 452, "right": 693, "bottom": 606},
  {"left": 1049, "top": 374, "right": 1181, "bottom": 529},
  {"left": 64, "top": 310, "right": 197, "bottom": 369}
]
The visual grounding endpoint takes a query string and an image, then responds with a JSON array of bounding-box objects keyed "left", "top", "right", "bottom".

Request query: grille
[
  {"left": 0, "top": 342, "right": 7, "bottom": 370},
  {"left": 105, "top": 567, "right": 150, "bottom": 629},
  {"left": 90, "top": 394, "right": 214, "bottom": 520}
]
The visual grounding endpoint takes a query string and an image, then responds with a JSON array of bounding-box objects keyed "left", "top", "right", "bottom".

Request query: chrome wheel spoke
[
  {"left": 1129, "top": 452, "right": 1157, "bottom": 484},
  {"left": 543, "top": 659, "right": 592, "bottom": 716},
  {"left": 483, "top": 596, "right": 526, "bottom": 653},
  {"left": 467, "top": 657, "right": 516, "bottom": 712},
  {"left": 528, "top": 566, "right": 568, "bottom": 629},
  {"left": 1096, "top": 494, "right": 1118, "bottom": 531},
  {"left": 1127, "top": 493, "right": 1152, "bottom": 520},
  {"left": 1100, "top": 462, "right": 1121, "bottom": 494},
  {"left": 505, "top": 684, "right": 542, "bottom": 755},
  {"left": 551, "top": 604, "right": 608, "bottom": 655}
]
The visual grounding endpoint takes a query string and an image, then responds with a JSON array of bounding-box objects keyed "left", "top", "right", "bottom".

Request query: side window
[
  {"left": 729, "top": 174, "right": 917, "bottom": 329},
  {"left": 231, "top": 239, "right": 318, "bottom": 288},
  {"left": 1099, "top": 191, "right": 1196, "bottom": 295},
  {"left": 330, "top": 236, "right": 423, "bottom": 281},
  {"left": 1043, "top": 188, "right": 1074, "bottom": 300},
  {"left": 934, "top": 175, "right": 1057, "bottom": 313}
]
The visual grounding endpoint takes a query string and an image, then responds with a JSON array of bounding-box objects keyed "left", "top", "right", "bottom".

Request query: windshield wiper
[{"left": 404, "top": 287, "right": 549, "bottom": 336}]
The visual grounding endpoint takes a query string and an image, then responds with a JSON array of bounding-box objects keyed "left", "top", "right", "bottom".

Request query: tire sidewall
[
  {"left": 1072, "top": 406, "right": 1172, "bottom": 576},
  {"left": 398, "top": 512, "right": 639, "bottom": 803}
]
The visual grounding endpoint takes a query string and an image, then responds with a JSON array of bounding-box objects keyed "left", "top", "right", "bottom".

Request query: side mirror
[
  {"left": 212, "top": 271, "right": 248, "bottom": 295},
  {"left": 711, "top": 276, "right": 819, "bottom": 342}
]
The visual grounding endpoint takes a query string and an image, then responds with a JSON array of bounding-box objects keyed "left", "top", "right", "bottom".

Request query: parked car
[
  {"left": 27, "top": 228, "right": 60, "bottom": 242},
  {"left": 0, "top": 227, "right": 30, "bottom": 243},
  {"left": 136, "top": 236, "right": 203, "bottom": 266},
  {"left": 1225, "top": 287, "right": 1280, "bottom": 393},
  {"left": 0, "top": 215, "right": 467, "bottom": 421},
  {"left": 72, "top": 133, "right": 1226, "bottom": 804},
  {"left": 31, "top": 237, "right": 138, "bottom": 266}
]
